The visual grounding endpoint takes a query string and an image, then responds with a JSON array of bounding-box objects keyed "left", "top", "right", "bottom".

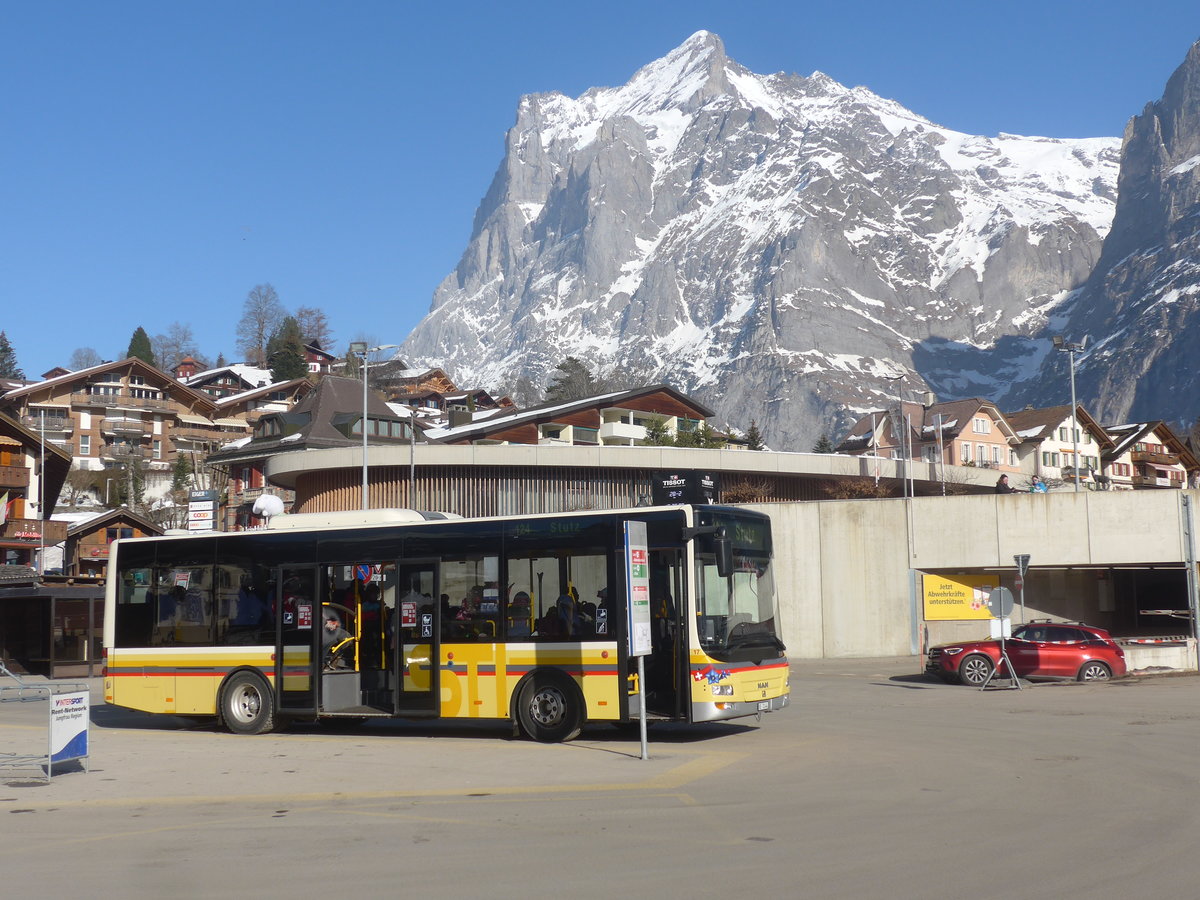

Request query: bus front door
[
  {"left": 275, "top": 566, "right": 320, "bottom": 715},
  {"left": 393, "top": 563, "right": 439, "bottom": 716}
]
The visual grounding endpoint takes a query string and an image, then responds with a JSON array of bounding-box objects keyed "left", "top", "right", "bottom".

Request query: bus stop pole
[{"left": 637, "top": 656, "right": 648, "bottom": 760}]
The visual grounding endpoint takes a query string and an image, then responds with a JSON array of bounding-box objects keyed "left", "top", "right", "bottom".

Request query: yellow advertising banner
[{"left": 922, "top": 574, "right": 998, "bottom": 621}]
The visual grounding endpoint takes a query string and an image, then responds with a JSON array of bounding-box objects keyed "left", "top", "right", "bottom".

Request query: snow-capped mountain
[
  {"left": 1008, "top": 39, "right": 1200, "bottom": 429},
  {"left": 401, "top": 31, "right": 1119, "bottom": 448}
]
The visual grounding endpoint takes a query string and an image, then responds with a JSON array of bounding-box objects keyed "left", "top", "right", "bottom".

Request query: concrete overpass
[{"left": 750, "top": 489, "right": 1200, "bottom": 667}]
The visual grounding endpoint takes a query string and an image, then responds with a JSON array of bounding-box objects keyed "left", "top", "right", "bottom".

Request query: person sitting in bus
[
  {"left": 507, "top": 591, "right": 532, "bottom": 637},
  {"left": 232, "top": 579, "right": 269, "bottom": 629},
  {"left": 322, "top": 608, "right": 353, "bottom": 669},
  {"left": 535, "top": 604, "right": 566, "bottom": 638},
  {"left": 557, "top": 594, "right": 579, "bottom": 636}
]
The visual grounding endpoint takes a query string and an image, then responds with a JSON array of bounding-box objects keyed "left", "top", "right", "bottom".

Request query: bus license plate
[{"left": 757, "top": 700, "right": 770, "bottom": 711}]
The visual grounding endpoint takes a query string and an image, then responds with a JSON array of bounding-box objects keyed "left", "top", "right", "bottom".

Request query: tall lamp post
[
  {"left": 1052, "top": 335, "right": 1088, "bottom": 493},
  {"left": 885, "top": 373, "right": 907, "bottom": 499},
  {"left": 349, "top": 342, "right": 399, "bottom": 511}
]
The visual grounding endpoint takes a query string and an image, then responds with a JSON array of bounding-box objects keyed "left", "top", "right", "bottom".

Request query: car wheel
[
  {"left": 958, "top": 654, "right": 994, "bottom": 687},
  {"left": 1077, "top": 661, "right": 1112, "bottom": 682}
]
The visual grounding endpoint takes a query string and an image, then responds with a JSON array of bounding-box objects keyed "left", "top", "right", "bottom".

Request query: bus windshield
[{"left": 694, "top": 510, "right": 784, "bottom": 661}]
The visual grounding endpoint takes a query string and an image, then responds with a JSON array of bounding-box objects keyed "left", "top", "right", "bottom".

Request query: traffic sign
[
  {"left": 1013, "top": 554, "right": 1031, "bottom": 576},
  {"left": 988, "top": 587, "right": 1015, "bottom": 618},
  {"left": 1014, "top": 574, "right": 1024, "bottom": 593}
]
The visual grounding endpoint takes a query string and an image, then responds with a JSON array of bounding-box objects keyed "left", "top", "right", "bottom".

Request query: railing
[
  {"left": 171, "top": 425, "right": 223, "bottom": 441},
  {"left": 100, "top": 419, "right": 147, "bottom": 436},
  {"left": 100, "top": 445, "right": 147, "bottom": 462},
  {"left": 1, "top": 518, "right": 68, "bottom": 544},
  {"left": 1131, "top": 474, "right": 1182, "bottom": 488},
  {"left": 20, "top": 416, "right": 73, "bottom": 433},
  {"left": 599, "top": 421, "right": 647, "bottom": 442},
  {"left": 69, "top": 392, "right": 173, "bottom": 411},
  {"left": 0, "top": 465, "right": 29, "bottom": 489},
  {"left": 237, "top": 486, "right": 264, "bottom": 504},
  {"left": 1131, "top": 449, "right": 1179, "bottom": 466}
]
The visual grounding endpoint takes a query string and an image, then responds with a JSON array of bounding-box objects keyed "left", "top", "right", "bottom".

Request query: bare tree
[
  {"left": 236, "top": 284, "right": 285, "bottom": 367},
  {"left": 295, "top": 306, "right": 335, "bottom": 350},
  {"left": 152, "top": 322, "right": 209, "bottom": 373},
  {"left": 68, "top": 347, "right": 103, "bottom": 370}
]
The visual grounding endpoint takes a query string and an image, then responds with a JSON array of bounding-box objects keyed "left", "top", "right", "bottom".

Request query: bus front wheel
[
  {"left": 220, "top": 671, "right": 276, "bottom": 735},
  {"left": 516, "top": 671, "right": 583, "bottom": 743}
]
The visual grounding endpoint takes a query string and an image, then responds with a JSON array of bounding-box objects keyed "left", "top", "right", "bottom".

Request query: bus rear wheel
[
  {"left": 517, "top": 671, "right": 583, "bottom": 743},
  {"left": 220, "top": 671, "right": 276, "bottom": 735}
]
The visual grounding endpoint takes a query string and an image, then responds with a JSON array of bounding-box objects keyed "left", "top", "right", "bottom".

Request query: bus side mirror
[{"left": 714, "top": 528, "right": 733, "bottom": 578}]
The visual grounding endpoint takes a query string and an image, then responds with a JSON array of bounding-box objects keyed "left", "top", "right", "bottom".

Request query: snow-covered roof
[{"left": 186, "top": 364, "right": 273, "bottom": 388}]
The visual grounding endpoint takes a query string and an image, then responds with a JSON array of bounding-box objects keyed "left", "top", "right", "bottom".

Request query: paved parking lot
[{"left": 4, "top": 660, "right": 1200, "bottom": 899}]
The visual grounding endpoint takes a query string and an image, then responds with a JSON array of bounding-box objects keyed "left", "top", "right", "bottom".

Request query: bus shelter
[{"left": 0, "top": 567, "right": 105, "bottom": 678}]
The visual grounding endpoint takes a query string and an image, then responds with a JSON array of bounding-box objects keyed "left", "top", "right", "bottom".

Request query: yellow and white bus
[{"left": 103, "top": 504, "right": 788, "bottom": 741}]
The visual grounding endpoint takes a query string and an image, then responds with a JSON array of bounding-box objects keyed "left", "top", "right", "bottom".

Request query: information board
[
  {"left": 624, "top": 521, "right": 652, "bottom": 656},
  {"left": 922, "top": 574, "right": 999, "bottom": 621},
  {"left": 49, "top": 690, "right": 89, "bottom": 765}
]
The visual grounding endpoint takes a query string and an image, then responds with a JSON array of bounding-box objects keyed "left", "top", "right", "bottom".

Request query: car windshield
[{"left": 694, "top": 510, "right": 784, "bottom": 661}]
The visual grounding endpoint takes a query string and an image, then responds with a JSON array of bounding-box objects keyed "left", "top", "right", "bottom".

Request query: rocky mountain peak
[
  {"left": 1013, "top": 38, "right": 1200, "bottom": 428},
  {"left": 404, "top": 33, "right": 1121, "bottom": 450}
]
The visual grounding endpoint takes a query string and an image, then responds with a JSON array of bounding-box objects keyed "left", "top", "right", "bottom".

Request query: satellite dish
[{"left": 252, "top": 494, "right": 285, "bottom": 521}]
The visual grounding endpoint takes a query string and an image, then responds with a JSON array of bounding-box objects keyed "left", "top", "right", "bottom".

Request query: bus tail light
[{"left": 101, "top": 648, "right": 108, "bottom": 678}]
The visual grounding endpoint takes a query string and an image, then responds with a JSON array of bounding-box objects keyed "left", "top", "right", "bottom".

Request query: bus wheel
[
  {"left": 517, "top": 671, "right": 583, "bottom": 743},
  {"left": 220, "top": 671, "right": 276, "bottom": 735}
]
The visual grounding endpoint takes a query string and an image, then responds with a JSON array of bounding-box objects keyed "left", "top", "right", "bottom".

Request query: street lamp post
[
  {"left": 885, "top": 373, "right": 907, "bottom": 499},
  {"left": 349, "top": 342, "right": 399, "bottom": 511},
  {"left": 1053, "top": 336, "right": 1088, "bottom": 493}
]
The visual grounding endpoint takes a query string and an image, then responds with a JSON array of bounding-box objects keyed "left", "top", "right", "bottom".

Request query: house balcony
[
  {"left": 599, "top": 421, "right": 647, "bottom": 443},
  {"left": 172, "top": 426, "right": 222, "bottom": 442},
  {"left": 1, "top": 517, "right": 68, "bottom": 544},
  {"left": 71, "top": 391, "right": 173, "bottom": 412},
  {"left": 237, "top": 486, "right": 264, "bottom": 505},
  {"left": 1131, "top": 474, "right": 1181, "bottom": 489},
  {"left": 1131, "top": 449, "right": 1179, "bottom": 466},
  {"left": 101, "top": 418, "right": 148, "bottom": 436},
  {"left": 20, "top": 415, "right": 73, "bottom": 434},
  {"left": 100, "top": 444, "right": 148, "bottom": 462},
  {"left": 105, "top": 394, "right": 174, "bottom": 412},
  {"left": 0, "top": 465, "right": 30, "bottom": 489}
]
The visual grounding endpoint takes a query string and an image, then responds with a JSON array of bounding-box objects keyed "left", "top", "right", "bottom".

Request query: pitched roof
[
  {"left": 3, "top": 357, "right": 217, "bottom": 412},
  {"left": 425, "top": 385, "right": 714, "bottom": 443},
  {"left": 1004, "top": 405, "right": 1114, "bottom": 449},
  {"left": 207, "top": 375, "right": 414, "bottom": 465},
  {"left": 1105, "top": 421, "right": 1200, "bottom": 469}
]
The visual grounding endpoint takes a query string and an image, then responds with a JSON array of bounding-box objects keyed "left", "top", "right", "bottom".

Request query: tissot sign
[{"left": 651, "top": 471, "right": 719, "bottom": 505}]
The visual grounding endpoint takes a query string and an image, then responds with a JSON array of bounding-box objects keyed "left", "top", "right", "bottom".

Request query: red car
[{"left": 926, "top": 621, "right": 1126, "bottom": 686}]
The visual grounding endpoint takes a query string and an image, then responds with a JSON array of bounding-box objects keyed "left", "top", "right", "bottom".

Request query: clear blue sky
[{"left": 2, "top": 1, "right": 1197, "bottom": 380}]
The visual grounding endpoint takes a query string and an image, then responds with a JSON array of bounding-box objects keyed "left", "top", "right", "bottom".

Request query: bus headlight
[{"left": 711, "top": 684, "right": 734, "bottom": 696}]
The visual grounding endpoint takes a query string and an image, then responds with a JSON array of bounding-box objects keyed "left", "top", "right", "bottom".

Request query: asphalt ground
[{"left": 3, "top": 659, "right": 1199, "bottom": 899}]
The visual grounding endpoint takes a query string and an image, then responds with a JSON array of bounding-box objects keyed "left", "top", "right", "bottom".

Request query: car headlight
[
  {"left": 711, "top": 684, "right": 734, "bottom": 696},
  {"left": 942, "top": 647, "right": 964, "bottom": 656}
]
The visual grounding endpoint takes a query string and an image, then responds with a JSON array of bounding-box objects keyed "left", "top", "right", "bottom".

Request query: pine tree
[
  {"left": 267, "top": 316, "right": 309, "bottom": 382},
  {"left": 643, "top": 418, "right": 674, "bottom": 446},
  {"left": 126, "top": 327, "right": 155, "bottom": 366},
  {"left": 747, "top": 420, "right": 765, "bottom": 451},
  {"left": 545, "top": 357, "right": 598, "bottom": 403},
  {"left": 170, "top": 453, "right": 193, "bottom": 494},
  {"left": 0, "top": 331, "right": 24, "bottom": 379},
  {"left": 812, "top": 433, "right": 836, "bottom": 453}
]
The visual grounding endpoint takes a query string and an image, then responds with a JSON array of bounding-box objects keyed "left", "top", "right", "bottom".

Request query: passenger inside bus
[{"left": 322, "top": 608, "right": 353, "bottom": 669}]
